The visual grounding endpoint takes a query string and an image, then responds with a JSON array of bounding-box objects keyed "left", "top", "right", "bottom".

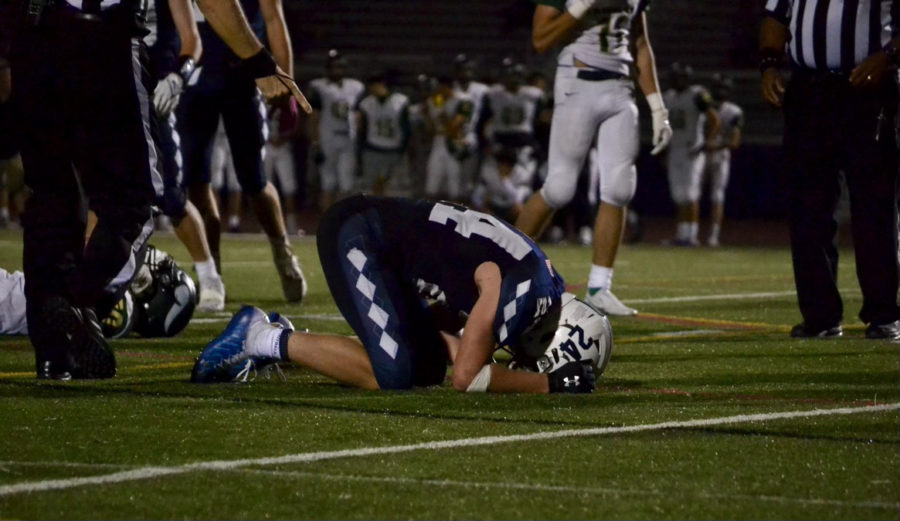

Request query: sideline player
[
  {"left": 192, "top": 195, "right": 611, "bottom": 394},
  {"left": 264, "top": 98, "right": 301, "bottom": 235},
  {"left": 702, "top": 74, "right": 742, "bottom": 247},
  {"left": 307, "top": 50, "right": 365, "bottom": 212},
  {"left": 178, "top": 0, "right": 309, "bottom": 303},
  {"left": 515, "top": 0, "right": 673, "bottom": 317},
  {"left": 662, "top": 63, "right": 719, "bottom": 246},
  {"left": 357, "top": 73, "right": 411, "bottom": 196},
  {"left": 453, "top": 54, "right": 490, "bottom": 193},
  {"left": 424, "top": 76, "right": 476, "bottom": 202}
]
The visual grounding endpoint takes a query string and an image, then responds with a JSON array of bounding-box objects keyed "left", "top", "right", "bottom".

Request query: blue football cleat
[
  {"left": 191, "top": 306, "right": 268, "bottom": 383},
  {"left": 267, "top": 312, "right": 295, "bottom": 332}
]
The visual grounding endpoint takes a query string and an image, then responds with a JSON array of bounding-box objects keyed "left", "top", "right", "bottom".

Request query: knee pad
[
  {"left": 540, "top": 170, "right": 578, "bottom": 209},
  {"left": 598, "top": 162, "right": 636, "bottom": 207}
]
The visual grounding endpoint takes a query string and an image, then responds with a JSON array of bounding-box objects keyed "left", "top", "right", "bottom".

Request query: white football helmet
[{"left": 534, "top": 293, "right": 613, "bottom": 376}]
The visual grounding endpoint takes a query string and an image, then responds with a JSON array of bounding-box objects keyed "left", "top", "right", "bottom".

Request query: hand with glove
[
  {"left": 547, "top": 362, "right": 596, "bottom": 394},
  {"left": 646, "top": 92, "right": 673, "bottom": 155},
  {"left": 153, "top": 56, "right": 195, "bottom": 118}
]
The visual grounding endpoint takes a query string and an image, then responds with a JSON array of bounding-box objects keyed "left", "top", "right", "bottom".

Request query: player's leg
[
  {"left": 274, "top": 145, "right": 299, "bottom": 235},
  {"left": 318, "top": 140, "right": 339, "bottom": 212},
  {"left": 707, "top": 155, "right": 729, "bottom": 246},
  {"left": 666, "top": 147, "right": 693, "bottom": 244},
  {"left": 424, "top": 142, "right": 445, "bottom": 199},
  {"left": 178, "top": 78, "right": 223, "bottom": 269},
  {"left": 584, "top": 83, "right": 639, "bottom": 316},
  {"left": 336, "top": 141, "right": 357, "bottom": 200},
  {"left": 0, "top": 268, "right": 28, "bottom": 336},
  {"left": 516, "top": 69, "right": 593, "bottom": 239},
  {"left": 446, "top": 154, "right": 463, "bottom": 203},
  {"left": 222, "top": 77, "right": 306, "bottom": 302},
  {"left": 685, "top": 153, "right": 705, "bottom": 245}
]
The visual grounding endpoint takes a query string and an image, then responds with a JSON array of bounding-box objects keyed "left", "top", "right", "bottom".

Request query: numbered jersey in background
[
  {"left": 358, "top": 92, "right": 410, "bottom": 152},
  {"left": 308, "top": 78, "right": 366, "bottom": 141},
  {"left": 664, "top": 85, "right": 712, "bottom": 151},
  {"left": 371, "top": 198, "right": 565, "bottom": 345},
  {"left": 538, "top": 0, "right": 650, "bottom": 75},
  {"left": 484, "top": 85, "right": 544, "bottom": 144},
  {"left": 708, "top": 101, "right": 743, "bottom": 161}
]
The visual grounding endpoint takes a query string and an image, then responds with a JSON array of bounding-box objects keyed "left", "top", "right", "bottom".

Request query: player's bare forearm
[
  {"left": 451, "top": 262, "right": 501, "bottom": 391},
  {"left": 532, "top": 5, "right": 579, "bottom": 53},
  {"left": 260, "top": 0, "right": 293, "bottom": 75},
  {"left": 486, "top": 364, "right": 550, "bottom": 393},
  {"left": 729, "top": 128, "right": 742, "bottom": 150},
  {"left": 703, "top": 109, "right": 720, "bottom": 141},
  {"left": 759, "top": 16, "right": 789, "bottom": 56},
  {"left": 309, "top": 111, "right": 320, "bottom": 144},
  {"left": 633, "top": 13, "right": 662, "bottom": 97},
  {"left": 195, "top": 0, "right": 264, "bottom": 58},
  {"left": 169, "top": 0, "right": 201, "bottom": 61}
]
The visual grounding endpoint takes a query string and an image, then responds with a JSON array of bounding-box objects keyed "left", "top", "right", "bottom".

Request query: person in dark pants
[
  {"left": 7, "top": 0, "right": 310, "bottom": 380},
  {"left": 761, "top": 0, "right": 900, "bottom": 340}
]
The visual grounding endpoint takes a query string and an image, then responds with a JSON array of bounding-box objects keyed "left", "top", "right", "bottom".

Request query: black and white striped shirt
[{"left": 765, "top": 0, "right": 898, "bottom": 71}]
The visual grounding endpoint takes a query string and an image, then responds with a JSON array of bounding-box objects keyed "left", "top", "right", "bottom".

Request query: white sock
[
  {"left": 246, "top": 321, "right": 288, "bottom": 360},
  {"left": 688, "top": 222, "right": 699, "bottom": 242},
  {"left": 709, "top": 224, "right": 721, "bottom": 241},
  {"left": 0, "top": 208, "right": 9, "bottom": 220},
  {"left": 195, "top": 258, "right": 219, "bottom": 281},
  {"left": 588, "top": 265, "right": 613, "bottom": 291},
  {"left": 286, "top": 213, "right": 297, "bottom": 233},
  {"left": 676, "top": 222, "right": 689, "bottom": 240},
  {"left": 228, "top": 215, "right": 241, "bottom": 229}
]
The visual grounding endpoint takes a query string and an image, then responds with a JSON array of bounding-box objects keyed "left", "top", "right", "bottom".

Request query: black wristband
[
  {"left": 278, "top": 328, "right": 292, "bottom": 361},
  {"left": 237, "top": 48, "right": 279, "bottom": 80},
  {"left": 176, "top": 55, "right": 195, "bottom": 82}
]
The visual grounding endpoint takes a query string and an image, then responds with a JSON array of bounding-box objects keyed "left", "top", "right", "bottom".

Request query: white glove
[
  {"left": 153, "top": 72, "right": 184, "bottom": 118},
  {"left": 566, "top": 0, "right": 597, "bottom": 19},
  {"left": 646, "top": 92, "right": 672, "bottom": 156}
]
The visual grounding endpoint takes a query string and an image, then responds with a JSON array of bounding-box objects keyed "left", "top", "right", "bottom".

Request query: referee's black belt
[{"left": 576, "top": 69, "right": 627, "bottom": 82}]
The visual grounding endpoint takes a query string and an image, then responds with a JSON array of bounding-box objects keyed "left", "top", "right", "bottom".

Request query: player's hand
[
  {"left": 255, "top": 67, "right": 313, "bottom": 114},
  {"left": 547, "top": 362, "right": 595, "bottom": 394},
  {"left": 153, "top": 72, "right": 184, "bottom": 118},
  {"left": 646, "top": 92, "right": 672, "bottom": 155},
  {"left": 849, "top": 51, "right": 890, "bottom": 88},
  {"left": 761, "top": 68, "right": 784, "bottom": 107}
]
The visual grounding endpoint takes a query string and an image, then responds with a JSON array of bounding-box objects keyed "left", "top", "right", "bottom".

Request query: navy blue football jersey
[
  {"left": 196, "top": 0, "right": 266, "bottom": 71},
  {"left": 372, "top": 198, "right": 566, "bottom": 347}
]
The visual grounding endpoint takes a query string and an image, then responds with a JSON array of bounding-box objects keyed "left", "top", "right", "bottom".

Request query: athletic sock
[
  {"left": 247, "top": 321, "right": 292, "bottom": 361},
  {"left": 676, "top": 221, "right": 689, "bottom": 240},
  {"left": 228, "top": 215, "right": 241, "bottom": 230},
  {"left": 688, "top": 222, "right": 699, "bottom": 242},
  {"left": 709, "top": 224, "right": 721, "bottom": 242},
  {"left": 587, "top": 265, "right": 613, "bottom": 293},
  {"left": 195, "top": 258, "right": 219, "bottom": 281},
  {"left": 0, "top": 208, "right": 9, "bottom": 221},
  {"left": 285, "top": 213, "right": 297, "bottom": 234}
]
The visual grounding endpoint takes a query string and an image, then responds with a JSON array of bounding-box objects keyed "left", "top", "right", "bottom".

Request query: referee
[
  {"left": 7, "top": 0, "right": 309, "bottom": 379},
  {"left": 761, "top": 0, "right": 900, "bottom": 340}
]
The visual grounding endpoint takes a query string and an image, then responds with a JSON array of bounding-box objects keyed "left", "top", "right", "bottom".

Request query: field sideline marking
[
  {"left": 241, "top": 469, "right": 900, "bottom": 511},
  {"left": 0, "top": 403, "right": 896, "bottom": 498}
]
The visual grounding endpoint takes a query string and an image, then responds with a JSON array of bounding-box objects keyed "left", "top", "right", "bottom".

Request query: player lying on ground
[{"left": 192, "top": 195, "right": 612, "bottom": 393}]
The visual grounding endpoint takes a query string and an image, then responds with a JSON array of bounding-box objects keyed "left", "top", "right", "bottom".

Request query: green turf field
[{"left": 1, "top": 228, "right": 898, "bottom": 520}]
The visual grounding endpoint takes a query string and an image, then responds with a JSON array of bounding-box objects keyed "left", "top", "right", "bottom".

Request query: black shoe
[
  {"left": 790, "top": 323, "right": 843, "bottom": 338},
  {"left": 40, "top": 297, "right": 117, "bottom": 379},
  {"left": 865, "top": 320, "right": 900, "bottom": 341}
]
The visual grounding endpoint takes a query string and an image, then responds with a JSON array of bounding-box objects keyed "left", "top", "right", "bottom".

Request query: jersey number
[
  {"left": 374, "top": 117, "right": 396, "bottom": 138},
  {"left": 428, "top": 203, "right": 531, "bottom": 260},
  {"left": 330, "top": 101, "right": 350, "bottom": 120},
  {"left": 598, "top": 12, "right": 630, "bottom": 54}
]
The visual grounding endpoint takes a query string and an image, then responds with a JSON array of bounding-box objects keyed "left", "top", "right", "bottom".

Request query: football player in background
[
  {"left": 357, "top": 72, "right": 411, "bottom": 196},
  {"left": 453, "top": 54, "right": 490, "bottom": 194},
  {"left": 702, "top": 74, "right": 743, "bottom": 247},
  {"left": 515, "top": 0, "right": 673, "bottom": 317},
  {"left": 147, "top": 0, "right": 226, "bottom": 312},
  {"left": 662, "top": 63, "right": 719, "bottom": 246},
  {"left": 264, "top": 98, "right": 302, "bottom": 236},
  {"left": 307, "top": 50, "right": 366, "bottom": 212},
  {"left": 209, "top": 118, "right": 244, "bottom": 233},
  {"left": 192, "top": 195, "right": 611, "bottom": 394},
  {"left": 177, "top": 0, "right": 309, "bottom": 303},
  {"left": 424, "top": 76, "right": 476, "bottom": 202}
]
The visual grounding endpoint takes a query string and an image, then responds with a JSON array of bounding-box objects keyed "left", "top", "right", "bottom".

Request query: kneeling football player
[{"left": 191, "top": 195, "right": 612, "bottom": 393}]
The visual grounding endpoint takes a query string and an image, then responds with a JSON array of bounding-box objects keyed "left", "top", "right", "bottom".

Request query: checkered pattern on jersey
[
  {"left": 345, "top": 246, "right": 400, "bottom": 360},
  {"left": 497, "top": 279, "right": 532, "bottom": 344}
]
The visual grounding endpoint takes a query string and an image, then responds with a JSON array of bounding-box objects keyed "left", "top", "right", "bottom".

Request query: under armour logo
[{"left": 563, "top": 376, "right": 580, "bottom": 387}]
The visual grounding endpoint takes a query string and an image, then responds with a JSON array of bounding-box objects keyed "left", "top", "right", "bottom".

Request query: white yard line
[
  {"left": 0, "top": 403, "right": 896, "bottom": 498},
  {"left": 241, "top": 468, "right": 900, "bottom": 511}
]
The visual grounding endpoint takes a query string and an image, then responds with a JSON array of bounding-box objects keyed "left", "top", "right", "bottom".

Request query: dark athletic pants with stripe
[
  {"left": 782, "top": 69, "right": 900, "bottom": 329},
  {"left": 10, "top": 10, "right": 160, "bottom": 340}
]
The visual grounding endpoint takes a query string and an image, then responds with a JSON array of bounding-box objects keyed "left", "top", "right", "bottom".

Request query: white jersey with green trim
[{"left": 538, "top": 0, "right": 649, "bottom": 75}]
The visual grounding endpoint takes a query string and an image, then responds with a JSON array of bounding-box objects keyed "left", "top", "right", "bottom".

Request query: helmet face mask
[{"left": 534, "top": 293, "right": 613, "bottom": 376}]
